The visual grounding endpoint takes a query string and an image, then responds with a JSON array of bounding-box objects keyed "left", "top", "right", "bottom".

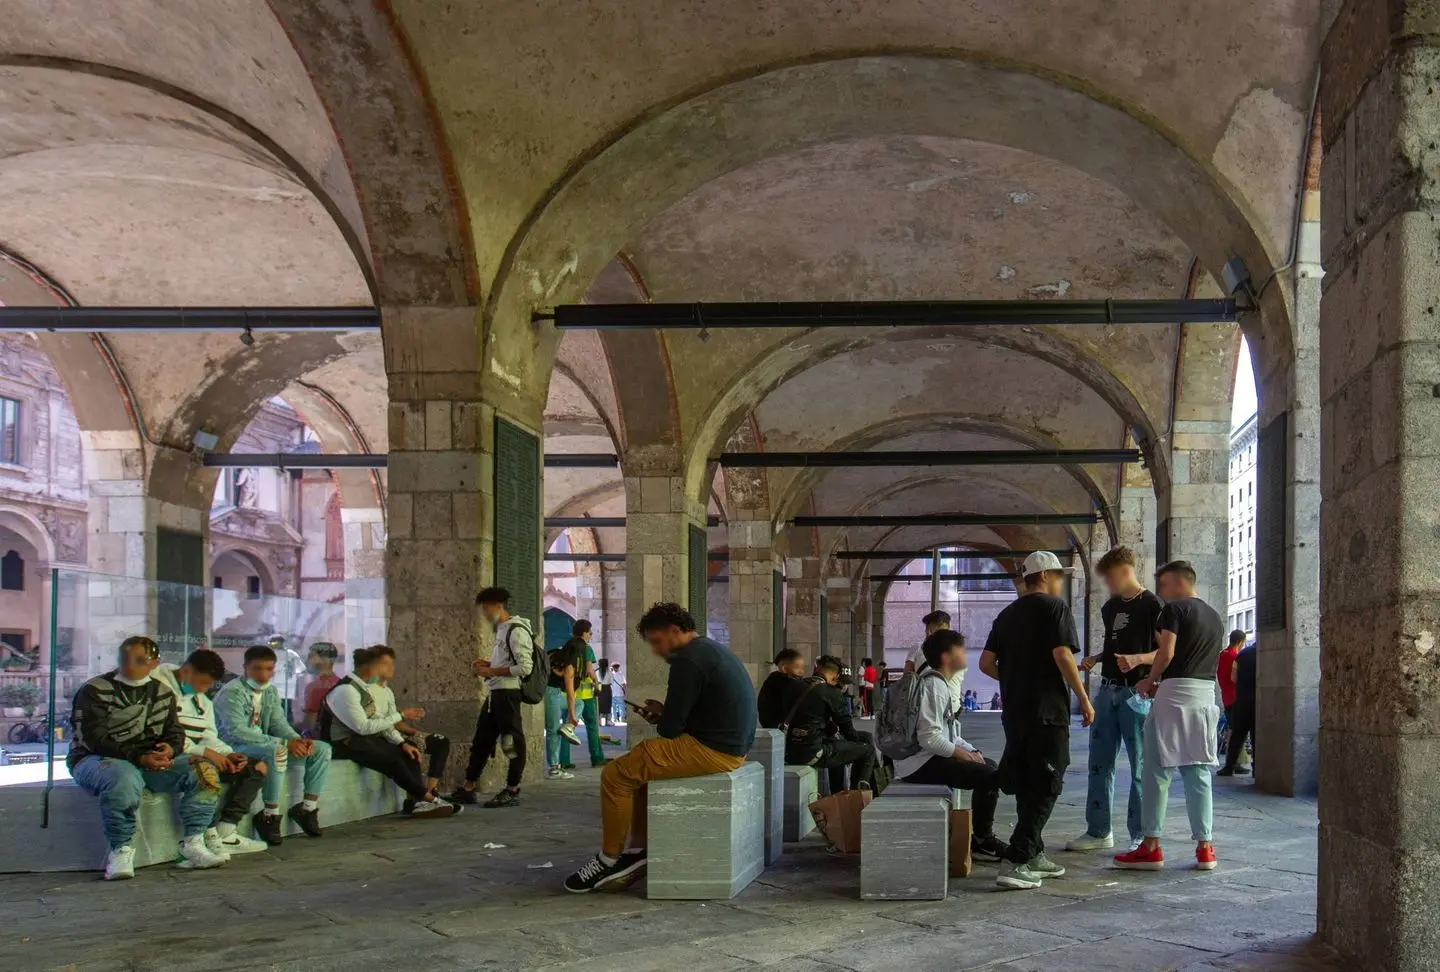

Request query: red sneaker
[
  {"left": 1114, "top": 844, "right": 1165, "bottom": 870},
  {"left": 1196, "top": 844, "right": 1217, "bottom": 870}
]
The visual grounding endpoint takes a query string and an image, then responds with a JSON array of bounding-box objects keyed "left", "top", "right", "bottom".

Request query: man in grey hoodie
[{"left": 449, "top": 587, "right": 534, "bottom": 808}]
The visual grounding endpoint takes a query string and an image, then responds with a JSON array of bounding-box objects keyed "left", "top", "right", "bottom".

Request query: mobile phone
[{"left": 624, "top": 699, "right": 646, "bottom": 712}]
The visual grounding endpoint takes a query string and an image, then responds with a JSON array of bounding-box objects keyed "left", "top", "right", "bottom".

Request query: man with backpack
[
  {"left": 886, "top": 630, "right": 1008, "bottom": 862},
  {"left": 544, "top": 621, "right": 586, "bottom": 779},
  {"left": 779, "top": 654, "right": 876, "bottom": 794},
  {"left": 449, "top": 587, "right": 541, "bottom": 808}
]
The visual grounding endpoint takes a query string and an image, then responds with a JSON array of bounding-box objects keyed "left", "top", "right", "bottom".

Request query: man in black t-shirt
[
  {"left": 1218, "top": 642, "right": 1257, "bottom": 777},
  {"left": 1116, "top": 560, "right": 1225, "bottom": 873},
  {"left": 756, "top": 648, "right": 805, "bottom": 730},
  {"left": 1068, "top": 545, "right": 1164, "bottom": 853},
  {"left": 980, "top": 551, "right": 1094, "bottom": 891}
]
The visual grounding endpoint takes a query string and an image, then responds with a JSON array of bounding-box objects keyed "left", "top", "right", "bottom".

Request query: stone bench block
[
  {"left": 783, "top": 765, "right": 819, "bottom": 841},
  {"left": 884, "top": 781, "right": 972, "bottom": 810},
  {"left": 746, "top": 729, "right": 784, "bottom": 865},
  {"left": 861, "top": 796, "right": 949, "bottom": 900},
  {"left": 647, "top": 761, "right": 765, "bottom": 900},
  {"left": 0, "top": 758, "right": 405, "bottom": 872}
]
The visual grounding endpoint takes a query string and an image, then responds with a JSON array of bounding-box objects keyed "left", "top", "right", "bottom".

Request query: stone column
[
  {"left": 1159, "top": 421, "right": 1229, "bottom": 614},
  {"left": 727, "top": 516, "right": 779, "bottom": 688},
  {"left": 871, "top": 588, "right": 887, "bottom": 668},
  {"left": 601, "top": 564, "right": 626, "bottom": 666},
  {"left": 624, "top": 474, "right": 705, "bottom": 747},
  {"left": 342, "top": 506, "right": 387, "bottom": 649},
  {"left": 1115, "top": 463, "right": 1160, "bottom": 584},
  {"left": 784, "top": 556, "right": 824, "bottom": 663},
  {"left": 1316, "top": 7, "right": 1440, "bottom": 965},
  {"left": 825, "top": 578, "right": 854, "bottom": 666},
  {"left": 851, "top": 580, "right": 872, "bottom": 669}
]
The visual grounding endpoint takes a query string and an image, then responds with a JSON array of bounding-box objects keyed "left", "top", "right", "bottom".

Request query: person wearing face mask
[
  {"left": 321, "top": 647, "right": 456, "bottom": 818},
  {"left": 69, "top": 636, "right": 226, "bottom": 879},
  {"left": 153, "top": 648, "right": 271, "bottom": 859},
  {"left": 299, "top": 642, "right": 341, "bottom": 738},
  {"left": 215, "top": 644, "right": 333, "bottom": 845},
  {"left": 449, "top": 587, "right": 535, "bottom": 808}
]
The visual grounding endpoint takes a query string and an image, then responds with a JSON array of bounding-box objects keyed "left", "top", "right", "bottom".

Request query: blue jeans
[
  {"left": 1142, "top": 716, "right": 1213, "bottom": 841},
  {"left": 544, "top": 686, "right": 569, "bottom": 768},
  {"left": 611, "top": 694, "right": 625, "bottom": 723},
  {"left": 1085, "top": 682, "right": 1147, "bottom": 842},
  {"left": 560, "top": 697, "right": 605, "bottom": 766},
  {"left": 71, "top": 755, "right": 216, "bottom": 850},
  {"left": 233, "top": 740, "right": 331, "bottom": 806}
]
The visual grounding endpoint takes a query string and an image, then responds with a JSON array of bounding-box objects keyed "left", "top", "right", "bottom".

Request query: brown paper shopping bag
[{"left": 808, "top": 787, "right": 873, "bottom": 853}]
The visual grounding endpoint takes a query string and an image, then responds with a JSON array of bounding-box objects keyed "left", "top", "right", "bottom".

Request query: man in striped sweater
[{"left": 154, "top": 649, "right": 271, "bottom": 858}]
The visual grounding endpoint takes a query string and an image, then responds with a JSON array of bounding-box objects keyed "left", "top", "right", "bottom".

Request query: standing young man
[
  {"left": 564, "top": 602, "right": 755, "bottom": 893},
  {"left": 153, "top": 649, "right": 271, "bottom": 858},
  {"left": 544, "top": 624, "right": 584, "bottom": 780},
  {"left": 1215, "top": 629, "right": 1246, "bottom": 775},
  {"left": 1218, "top": 639, "right": 1257, "bottom": 778},
  {"left": 894, "top": 630, "right": 1008, "bottom": 862},
  {"left": 559, "top": 620, "right": 606, "bottom": 769},
  {"left": 756, "top": 647, "right": 806, "bottom": 729},
  {"left": 1115, "top": 560, "right": 1225, "bottom": 872},
  {"left": 69, "top": 636, "right": 225, "bottom": 878},
  {"left": 215, "top": 644, "right": 332, "bottom": 845},
  {"left": 905, "top": 610, "right": 952, "bottom": 672},
  {"left": 980, "top": 551, "right": 1094, "bottom": 890},
  {"left": 780, "top": 654, "right": 876, "bottom": 794},
  {"left": 1067, "top": 545, "right": 1164, "bottom": 852},
  {"left": 450, "top": 587, "right": 534, "bottom": 808}
]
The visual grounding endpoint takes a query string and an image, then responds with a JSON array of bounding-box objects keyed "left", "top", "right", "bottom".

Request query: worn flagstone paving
[{"left": 0, "top": 720, "right": 1336, "bottom": 971}]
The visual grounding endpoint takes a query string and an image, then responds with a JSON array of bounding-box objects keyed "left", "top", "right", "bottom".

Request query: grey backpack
[{"left": 877, "top": 666, "right": 944, "bottom": 760}]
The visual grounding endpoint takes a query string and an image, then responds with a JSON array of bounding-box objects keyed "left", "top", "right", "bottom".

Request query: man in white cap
[{"left": 980, "top": 550, "right": 1094, "bottom": 890}]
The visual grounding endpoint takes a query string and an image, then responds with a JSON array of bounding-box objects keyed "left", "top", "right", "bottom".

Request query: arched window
[{"left": 1, "top": 550, "right": 23, "bottom": 591}]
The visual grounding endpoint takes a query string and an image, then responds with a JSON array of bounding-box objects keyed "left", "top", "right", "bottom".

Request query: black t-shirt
[
  {"left": 1157, "top": 596, "right": 1226, "bottom": 680},
  {"left": 1100, "top": 590, "right": 1164, "bottom": 685},
  {"left": 547, "top": 638, "right": 582, "bottom": 690},
  {"left": 1235, "top": 644, "right": 1257, "bottom": 702},
  {"left": 984, "top": 592, "right": 1080, "bottom": 729},
  {"left": 756, "top": 670, "right": 799, "bottom": 730}
]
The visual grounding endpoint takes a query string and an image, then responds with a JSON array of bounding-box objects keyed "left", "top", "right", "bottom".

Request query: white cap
[{"left": 1021, "top": 550, "right": 1077, "bottom": 577}]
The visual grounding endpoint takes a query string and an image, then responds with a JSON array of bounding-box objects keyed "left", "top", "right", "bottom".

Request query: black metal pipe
[
  {"left": 836, "top": 548, "right": 1072, "bottom": 560},
  {"left": 871, "top": 572, "right": 1017, "bottom": 581},
  {"left": 544, "top": 551, "right": 730, "bottom": 563},
  {"left": 0, "top": 306, "right": 380, "bottom": 332},
  {"left": 202, "top": 453, "right": 386, "bottom": 469},
  {"left": 546, "top": 516, "right": 723, "bottom": 528},
  {"left": 548, "top": 299, "right": 1237, "bottom": 330},
  {"left": 792, "top": 513, "right": 1099, "bottom": 527},
  {"left": 719, "top": 449, "right": 1139, "bottom": 468},
  {"left": 544, "top": 454, "right": 620, "bottom": 468}
]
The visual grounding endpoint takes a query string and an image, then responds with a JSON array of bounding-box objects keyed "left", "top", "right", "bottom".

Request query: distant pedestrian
[
  {"left": 610, "top": 664, "right": 627, "bottom": 724},
  {"left": 1218, "top": 641, "right": 1256, "bottom": 778}
]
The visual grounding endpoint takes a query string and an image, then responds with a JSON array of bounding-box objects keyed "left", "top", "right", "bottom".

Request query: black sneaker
[
  {"left": 972, "top": 834, "right": 1009, "bottom": 862},
  {"left": 483, "top": 788, "right": 520, "bottom": 808},
  {"left": 402, "top": 796, "right": 416, "bottom": 815},
  {"left": 288, "top": 803, "right": 322, "bottom": 838},
  {"left": 564, "top": 851, "right": 647, "bottom": 894},
  {"left": 1233, "top": 765, "right": 1251, "bottom": 776},
  {"left": 1216, "top": 768, "right": 1235, "bottom": 777},
  {"left": 253, "top": 812, "right": 283, "bottom": 846},
  {"left": 447, "top": 787, "right": 479, "bottom": 805}
]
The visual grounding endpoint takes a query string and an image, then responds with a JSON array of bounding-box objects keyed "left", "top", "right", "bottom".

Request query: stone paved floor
[{"left": 0, "top": 720, "right": 1339, "bottom": 972}]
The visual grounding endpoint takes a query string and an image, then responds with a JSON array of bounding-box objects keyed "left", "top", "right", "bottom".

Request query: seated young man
[
  {"left": 154, "top": 649, "right": 270, "bottom": 858},
  {"left": 370, "top": 645, "right": 455, "bottom": 799},
  {"left": 894, "top": 630, "right": 1009, "bottom": 862},
  {"left": 756, "top": 647, "right": 805, "bottom": 730},
  {"left": 299, "top": 641, "right": 341, "bottom": 738},
  {"left": 69, "top": 636, "right": 226, "bottom": 879},
  {"left": 564, "top": 602, "right": 757, "bottom": 893},
  {"left": 215, "top": 644, "right": 332, "bottom": 845},
  {"left": 323, "top": 646, "right": 456, "bottom": 818},
  {"left": 780, "top": 654, "right": 876, "bottom": 793}
]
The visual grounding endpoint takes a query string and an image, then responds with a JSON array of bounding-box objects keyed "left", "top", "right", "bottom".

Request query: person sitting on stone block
[
  {"left": 372, "top": 644, "right": 455, "bottom": 802},
  {"left": 216, "top": 644, "right": 332, "bottom": 846},
  {"left": 779, "top": 653, "right": 876, "bottom": 793},
  {"left": 322, "top": 646, "right": 456, "bottom": 818},
  {"left": 154, "top": 648, "right": 271, "bottom": 859},
  {"left": 69, "top": 636, "right": 227, "bottom": 879},
  {"left": 757, "top": 647, "right": 805, "bottom": 730},
  {"left": 894, "top": 629, "right": 1009, "bottom": 865},
  {"left": 565, "top": 602, "right": 756, "bottom": 893},
  {"left": 299, "top": 641, "right": 341, "bottom": 738}
]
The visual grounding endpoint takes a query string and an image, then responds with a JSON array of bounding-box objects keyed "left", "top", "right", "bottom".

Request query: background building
[{"left": 1228, "top": 412, "right": 1258, "bottom": 636}]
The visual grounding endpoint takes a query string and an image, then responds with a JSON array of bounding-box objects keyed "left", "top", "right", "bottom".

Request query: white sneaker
[
  {"left": 559, "top": 724, "right": 582, "bottom": 745},
  {"left": 103, "top": 845, "right": 136, "bottom": 881},
  {"left": 996, "top": 860, "right": 1045, "bottom": 890},
  {"left": 1065, "top": 832, "right": 1115, "bottom": 852},
  {"left": 548, "top": 768, "right": 575, "bottom": 780},
  {"left": 216, "top": 831, "right": 270, "bottom": 855},
  {"left": 202, "top": 828, "right": 232, "bottom": 863},
  {"left": 176, "top": 834, "right": 226, "bottom": 870},
  {"left": 409, "top": 799, "right": 458, "bottom": 819}
]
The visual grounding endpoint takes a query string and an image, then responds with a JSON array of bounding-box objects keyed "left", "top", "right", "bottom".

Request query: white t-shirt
[{"left": 907, "top": 645, "right": 966, "bottom": 699}]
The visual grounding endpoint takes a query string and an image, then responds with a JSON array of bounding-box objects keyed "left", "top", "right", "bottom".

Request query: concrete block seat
[
  {"left": 782, "top": 765, "right": 819, "bottom": 841},
  {"left": 0, "top": 758, "right": 405, "bottom": 873},
  {"left": 861, "top": 795, "right": 949, "bottom": 900},
  {"left": 884, "top": 782, "right": 972, "bottom": 810},
  {"left": 647, "top": 761, "right": 765, "bottom": 900},
  {"left": 746, "top": 729, "right": 785, "bottom": 865}
]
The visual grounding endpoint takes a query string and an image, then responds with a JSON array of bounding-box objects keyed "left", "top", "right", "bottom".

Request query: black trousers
[
  {"left": 420, "top": 733, "right": 450, "bottom": 781},
  {"left": 215, "top": 763, "right": 266, "bottom": 825},
  {"left": 997, "top": 724, "right": 1070, "bottom": 864},
  {"left": 792, "top": 731, "right": 876, "bottom": 794},
  {"left": 1222, "top": 699, "right": 1256, "bottom": 771},
  {"left": 466, "top": 688, "right": 526, "bottom": 788},
  {"left": 903, "top": 754, "right": 1001, "bottom": 838},
  {"left": 333, "top": 734, "right": 429, "bottom": 800}
]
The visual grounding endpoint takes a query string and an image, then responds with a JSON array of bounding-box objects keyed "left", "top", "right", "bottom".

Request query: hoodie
[
  {"left": 67, "top": 671, "right": 185, "bottom": 770},
  {"left": 487, "top": 615, "right": 535, "bottom": 692},
  {"left": 153, "top": 663, "right": 231, "bottom": 758}
]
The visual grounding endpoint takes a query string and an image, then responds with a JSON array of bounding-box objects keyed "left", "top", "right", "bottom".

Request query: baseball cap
[{"left": 1021, "top": 550, "right": 1077, "bottom": 577}]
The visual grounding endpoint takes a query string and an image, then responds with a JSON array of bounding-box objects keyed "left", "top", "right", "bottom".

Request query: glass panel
[
  {"left": 1, "top": 568, "right": 385, "bottom": 791},
  {"left": 0, "top": 396, "right": 18, "bottom": 464}
]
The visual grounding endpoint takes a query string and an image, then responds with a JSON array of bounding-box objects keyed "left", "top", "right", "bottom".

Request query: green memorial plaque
[
  {"left": 494, "top": 417, "right": 541, "bottom": 630},
  {"left": 688, "top": 523, "right": 707, "bottom": 631}
]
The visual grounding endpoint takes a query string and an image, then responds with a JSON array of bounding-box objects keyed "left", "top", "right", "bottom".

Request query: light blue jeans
[
  {"left": 1085, "top": 681, "right": 1147, "bottom": 842},
  {"left": 71, "top": 755, "right": 216, "bottom": 849},
  {"left": 1141, "top": 714, "right": 1213, "bottom": 842},
  {"left": 234, "top": 740, "right": 331, "bottom": 806},
  {"left": 544, "top": 686, "right": 569, "bottom": 768}
]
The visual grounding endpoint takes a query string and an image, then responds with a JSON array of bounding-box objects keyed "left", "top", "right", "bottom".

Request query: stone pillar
[
  {"left": 727, "top": 517, "right": 779, "bottom": 688},
  {"left": 871, "top": 588, "right": 887, "bottom": 668},
  {"left": 825, "top": 577, "right": 854, "bottom": 666},
  {"left": 1316, "top": 7, "right": 1440, "bottom": 964},
  {"left": 851, "top": 580, "right": 872, "bottom": 669},
  {"left": 601, "top": 564, "right": 626, "bottom": 666},
  {"left": 624, "top": 474, "right": 705, "bottom": 747},
  {"left": 784, "top": 556, "right": 824, "bottom": 663},
  {"left": 342, "top": 506, "right": 387, "bottom": 650},
  {"left": 1160, "top": 421, "right": 1229, "bottom": 614},
  {"left": 1115, "top": 464, "right": 1160, "bottom": 584}
]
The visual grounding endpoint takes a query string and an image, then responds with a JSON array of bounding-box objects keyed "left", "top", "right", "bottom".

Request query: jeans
[
  {"left": 466, "top": 688, "right": 526, "bottom": 788},
  {"left": 793, "top": 732, "right": 876, "bottom": 794},
  {"left": 997, "top": 724, "right": 1070, "bottom": 864},
  {"left": 611, "top": 694, "right": 626, "bottom": 723},
  {"left": 1142, "top": 711, "right": 1213, "bottom": 841},
  {"left": 903, "top": 754, "right": 1001, "bottom": 838},
  {"left": 215, "top": 763, "right": 266, "bottom": 825},
  {"left": 1222, "top": 699, "right": 1255, "bottom": 772},
  {"left": 71, "top": 755, "right": 217, "bottom": 849},
  {"left": 233, "top": 740, "right": 332, "bottom": 806},
  {"left": 333, "top": 734, "right": 428, "bottom": 800},
  {"left": 1085, "top": 681, "right": 1147, "bottom": 842},
  {"left": 560, "top": 696, "right": 606, "bottom": 767},
  {"left": 544, "top": 686, "right": 570, "bottom": 767}
]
